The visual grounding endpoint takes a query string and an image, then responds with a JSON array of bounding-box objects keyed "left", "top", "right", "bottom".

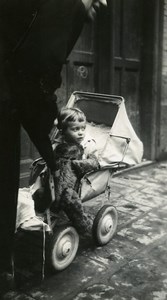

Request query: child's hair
[{"left": 57, "top": 107, "right": 86, "bottom": 132}]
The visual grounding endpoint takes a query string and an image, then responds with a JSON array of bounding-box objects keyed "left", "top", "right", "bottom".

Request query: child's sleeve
[{"left": 71, "top": 154, "right": 100, "bottom": 178}]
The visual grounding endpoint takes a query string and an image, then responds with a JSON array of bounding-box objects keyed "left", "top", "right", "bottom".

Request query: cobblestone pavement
[{"left": 2, "top": 160, "right": 167, "bottom": 300}]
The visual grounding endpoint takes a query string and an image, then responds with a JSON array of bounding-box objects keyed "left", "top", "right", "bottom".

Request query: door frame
[{"left": 139, "top": 0, "right": 164, "bottom": 160}]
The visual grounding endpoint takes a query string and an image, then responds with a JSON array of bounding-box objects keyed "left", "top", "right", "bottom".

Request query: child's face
[{"left": 64, "top": 120, "right": 86, "bottom": 144}]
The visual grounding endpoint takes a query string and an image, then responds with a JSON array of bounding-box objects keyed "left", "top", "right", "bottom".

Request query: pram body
[
  {"left": 28, "top": 92, "right": 143, "bottom": 272},
  {"left": 66, "top": 91, "right": 143, "bottom": 201}
]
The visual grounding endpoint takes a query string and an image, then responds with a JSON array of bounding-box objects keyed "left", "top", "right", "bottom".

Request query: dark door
[
  {"left": 56, "top": 21, "right": 96, "bottom": 109},
  {"left": 112, "top": 0, "right": 143, "bottom": 136},
  {"left": 96, "top": 0, "right": 162, "bottom": 159},
  {"left": 96, "top": 0, "right": 143, "bottom": 137}
]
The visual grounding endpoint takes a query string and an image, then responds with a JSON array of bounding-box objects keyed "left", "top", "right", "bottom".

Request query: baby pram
[{"left": 28, "top": 92, "right": 143, "bottom": 272}]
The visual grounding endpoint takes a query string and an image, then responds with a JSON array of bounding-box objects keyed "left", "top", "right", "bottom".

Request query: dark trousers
[{"left": 0, "top": 106, "right": 20, "bottom": 273}]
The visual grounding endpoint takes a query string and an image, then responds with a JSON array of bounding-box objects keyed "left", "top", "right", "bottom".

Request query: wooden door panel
[
  {"left": 66, "top": 23, "right": 95, "bottom": 98},
  {"left": 67, "top": 62, "right": 94, "bottom": 96},
  {"left": 73, "top": 23, "right": 94, "bottom": 52},
  {"left": 112, "top": 0, "right": 143, "bottom": 137},
  {"left": 123, "top": 0, "right": 142, "bottom": 58},
  {"left": 124, "top": 70, "right": 140, "bottom": 132},
  {"left": 56, "top": 22, "right": 95, "bottom": 109}
]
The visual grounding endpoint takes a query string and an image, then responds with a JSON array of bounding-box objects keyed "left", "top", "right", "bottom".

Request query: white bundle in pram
[{"left": 16, "top": 187, "right": 50, "bottom": 232}]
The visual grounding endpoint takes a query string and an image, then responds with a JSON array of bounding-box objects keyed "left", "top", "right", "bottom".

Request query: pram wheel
[
  {"left": 93, "top": 205, "right": 118, "bottom": 246},
  {"left": 49, "top": 225, "right": 79, "bottom": 271}
]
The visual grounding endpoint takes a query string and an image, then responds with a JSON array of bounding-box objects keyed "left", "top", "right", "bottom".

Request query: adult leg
[{"left": 0, "top": 106, "right": 20, "bottom": 287}]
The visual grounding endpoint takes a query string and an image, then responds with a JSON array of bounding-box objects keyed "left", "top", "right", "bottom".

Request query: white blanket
[{"left": 16, "top": 188, "right": 50, "bottom": 232}]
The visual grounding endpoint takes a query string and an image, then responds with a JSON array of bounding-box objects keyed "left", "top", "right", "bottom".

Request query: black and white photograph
[{"left": 0, "top": 0, "right": 167, "bottom": 299}]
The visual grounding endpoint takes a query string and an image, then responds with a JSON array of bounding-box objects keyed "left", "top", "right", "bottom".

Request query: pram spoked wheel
[
  {"left": 93, "top": 205, "right": 118, "bottom": 246},
  {"left": 49, "top": 225, "right": 79, "bottom": 271}
]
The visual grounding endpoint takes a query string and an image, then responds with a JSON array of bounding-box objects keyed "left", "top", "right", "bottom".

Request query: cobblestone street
[{"left": 3, "top": 160, "right": 167, "bottom": 300}]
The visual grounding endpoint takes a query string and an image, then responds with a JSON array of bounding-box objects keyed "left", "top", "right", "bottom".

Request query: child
[
  {"left": 54, "top": 107, "right": 98, "bottom": 159},
  {"left": 50, "top": 107, "right": 100, "bottom": 235},
  {"left": 17, "top": 107, "right": 99, "bottom": 236}
]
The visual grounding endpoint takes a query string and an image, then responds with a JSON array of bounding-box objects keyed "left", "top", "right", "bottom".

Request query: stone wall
[{"left": 160, "top": 0, "right": 167, "bottom": 158}]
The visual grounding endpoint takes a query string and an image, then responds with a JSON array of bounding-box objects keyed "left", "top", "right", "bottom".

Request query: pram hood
[{"left": 67, "top": 92, "right": 143, "bottom": 168}]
